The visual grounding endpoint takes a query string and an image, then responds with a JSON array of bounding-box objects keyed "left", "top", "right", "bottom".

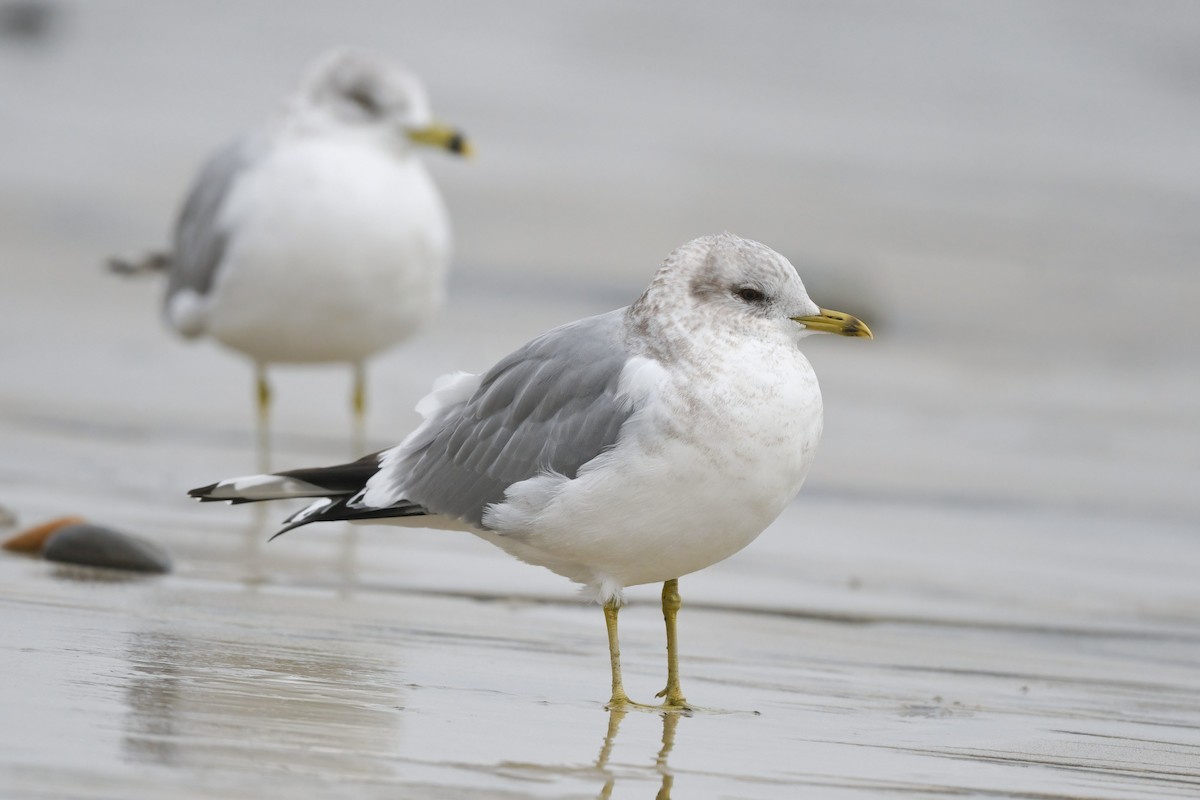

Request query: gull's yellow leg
[
  {"left": 655, "top": 578, "right": 690, "bottom": 709},
  {"left": 255, "top": 363, "right": 272, "bottom": 473},
  {"left": 604, "top": 602, "right": 633, "bottom": 708}
]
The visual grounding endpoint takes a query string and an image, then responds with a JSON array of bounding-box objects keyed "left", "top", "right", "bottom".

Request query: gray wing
[
  {"left": 164, "top": 135, "right": 267, "bottom": 303},
  {"left": 393, "top": 309, "right": 637, "bottom": 527}
]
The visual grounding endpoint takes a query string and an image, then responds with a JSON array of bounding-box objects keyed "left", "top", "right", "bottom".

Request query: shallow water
[{"left": 2, "top": 2, "right": 1199, "bottom": 797}]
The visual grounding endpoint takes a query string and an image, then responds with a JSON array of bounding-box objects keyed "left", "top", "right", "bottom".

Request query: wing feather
[
  {"left": 372, "top": 309, "right": 639, "bottom": 527},
  {"left": 164, "top": 135, "right": 267, "bottom": 311}
]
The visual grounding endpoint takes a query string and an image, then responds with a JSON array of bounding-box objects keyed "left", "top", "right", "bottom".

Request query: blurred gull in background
[{"left": 110, "top": 47, "right": 472, "bottom": 469}]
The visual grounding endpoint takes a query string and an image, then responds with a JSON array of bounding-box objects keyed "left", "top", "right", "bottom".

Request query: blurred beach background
[{"left": 2, "top": 2, "right": 1198, "bottom": 798}]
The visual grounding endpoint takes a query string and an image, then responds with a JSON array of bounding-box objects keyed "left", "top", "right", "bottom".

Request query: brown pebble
[{"left": 2, "top": 516, "right": 85, "bottom": 554}]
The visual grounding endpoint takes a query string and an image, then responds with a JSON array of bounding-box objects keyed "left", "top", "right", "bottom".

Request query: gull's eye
[
  {"left": 734, "top": 287, "right": 767, "bottom": 304},
  {"left": 343, "top": 83, "right": 383, "bottom": 117}
]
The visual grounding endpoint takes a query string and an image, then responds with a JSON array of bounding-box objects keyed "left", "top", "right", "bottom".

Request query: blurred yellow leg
[
  {"left": 337, "top": 362, "right": 368, "bottom": 585},
  {"left": 255, "top": 364, "right": 271, "bottom": 473},
  {"left": 351, "top": 361, "right": 366, "bottom": 457}
]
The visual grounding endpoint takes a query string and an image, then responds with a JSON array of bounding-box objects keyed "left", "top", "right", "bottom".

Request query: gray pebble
[{"left": 42, "top": 524, "right": 172, "bottom": 574}]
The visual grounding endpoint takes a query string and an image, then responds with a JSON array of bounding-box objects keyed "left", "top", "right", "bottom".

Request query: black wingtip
[
  {"left": 188, "top": 483, "right": 218, "bottom": 499},
  {"left": 268, "top": 515, "right": 312, "bottom": 541}
]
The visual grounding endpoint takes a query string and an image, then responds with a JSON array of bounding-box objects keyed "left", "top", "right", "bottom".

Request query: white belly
[
  {"left": 481, "top": 344, "right": 824, "bottom": 601},
  {"left": 202, "top": 140, "right": 450, "bottom": 364}
]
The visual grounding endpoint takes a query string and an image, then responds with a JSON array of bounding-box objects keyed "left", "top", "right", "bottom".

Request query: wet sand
[
  {"left": 4, "top": 487, "right": 1198, "bottom": 799},
  {"left": 3, "top": 2, "right": 1199, "bottom": 797}
]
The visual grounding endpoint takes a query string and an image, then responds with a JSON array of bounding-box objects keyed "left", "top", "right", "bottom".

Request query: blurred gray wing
[
  {"left": 164, "top": 135, "right": 267, "bottom": 302},
  {"left": 392, "top": 309, "right": 637, "bottom": 527}
]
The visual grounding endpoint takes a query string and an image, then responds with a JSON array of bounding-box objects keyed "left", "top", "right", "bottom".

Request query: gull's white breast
[{"left": 204, "top": 136, "right": 450, "bottom": 363}]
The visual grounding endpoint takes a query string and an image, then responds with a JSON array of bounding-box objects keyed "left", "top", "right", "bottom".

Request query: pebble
[
  {"left": 41, "top": 523, "right": 173, "bottom": 574},
  {"left": 3, "top": 516, "right": 83, "bottom": 553}
]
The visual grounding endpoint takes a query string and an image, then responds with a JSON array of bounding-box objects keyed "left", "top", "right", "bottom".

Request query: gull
[
  {"left": 190, "top": 233, "right": 872, "bottom": 709},
  {"left": 111, "top": 47, "right": 471, "bottom": 468}
]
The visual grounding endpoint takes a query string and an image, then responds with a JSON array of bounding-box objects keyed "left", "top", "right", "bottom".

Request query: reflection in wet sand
[
  {"left": 485, "top": 705, "right": 684, "bottom": 797},
  {"left": 241, "top": 502, "right": 361, "bottom": 593},
  {"left": 337, "top": 524, "right": 360, "bottom": 594},
  {"left": 594, "top": 708, "right": 681, "bottom": 800},
  {"left": 242, "top": 504, "right": 268, "bottom": 585},
  {"left": 120, "top": 630, "right": 402, "bottom": 779}
]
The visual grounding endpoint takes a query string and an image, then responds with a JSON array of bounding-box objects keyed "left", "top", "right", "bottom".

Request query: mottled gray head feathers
[
  {"left": 627, "top": 233, "right": 820, "bottom": 357},
  {"left": 296, "top": 47, "right": 432, "bottom": 128}
]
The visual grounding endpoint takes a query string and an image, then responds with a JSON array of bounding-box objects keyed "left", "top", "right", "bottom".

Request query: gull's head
[
  {"left": 291, "top": 47, "right": 471, "bottom": 157},
  {"left": 634, "top": 233, "right": 872, "bottom": 345}
]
